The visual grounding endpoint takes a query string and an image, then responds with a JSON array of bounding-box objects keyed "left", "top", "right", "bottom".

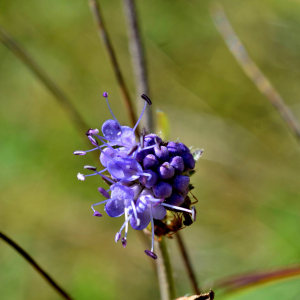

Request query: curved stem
[
  {"left": 175, "top": 232, "right": 200, "bottom": 295},
  {"left": 155, "top": 237, "right": 176, "bottom": 300},
  {"left": 0, "top": 231, "right": 74, "bottom": 300}
]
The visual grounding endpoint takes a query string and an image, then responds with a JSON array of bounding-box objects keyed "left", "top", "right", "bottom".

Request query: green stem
[{"left": 155, "top": 237, "right": 176, "bottom": 300}]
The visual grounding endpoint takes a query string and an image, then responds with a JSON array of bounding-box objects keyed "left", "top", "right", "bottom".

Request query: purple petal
[
  {"left": 102, "top": 119, "right": 122, "bottom": 141},
  {"left": 105, "top": 199, "right": 125, "bottom": 217},
  {"left": 130, "top": 210, "right": 150, "bottom": 230}
]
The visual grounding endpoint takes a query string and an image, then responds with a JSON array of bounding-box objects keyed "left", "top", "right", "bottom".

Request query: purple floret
[
  {"left": 169, "top": 156, "right": 184, "bottom": 173},
  {"left": 158, "top": 162, "right": 175, "bottom": 180},
  {"left": 153, "top": 181, "right": 173, "bottom": 198},
  {"left": 139, "top": 169, "right": 158, "bottom": 188},
  {"left": 182, "top": 152, "right": 195, "bottom": 170},
  {"left": 144, "top": 134, "right": 162, "bottom": 147},
  {"left": 167, "top": 141, "right": 182, "bottom": 157},
  {"left": 165, "top": 193, "right": 185, "bottom": 206},
  {"left": 173, "top": 175, "right": 190, "bottom": 193},
  {"left": 154, "top": 145, "right": 169, "bottom": 161},
  {"left": 136, "top": 148, "right": 153, "bottom": 163},
  {"left": 143, "top": 154, "right": 159, "bottom": 170},
  {"left": 177, "top": 142, "right": 190, "bottom": 153}
]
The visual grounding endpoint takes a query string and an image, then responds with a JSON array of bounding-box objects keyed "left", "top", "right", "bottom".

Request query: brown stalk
[
  {"left": 175, "top": 232, "right": 201, "bottom": 295},
  {"left": 0, "top": 231, "right": 74, "bottom": 300}
]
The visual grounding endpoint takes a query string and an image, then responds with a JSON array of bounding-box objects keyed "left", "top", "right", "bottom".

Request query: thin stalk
[
  {"left": 211, "top": 4, "right": 300, "bottom": 142},
  {"left": 0, "top": 27, "right": 88, "bottom": 136},
  {"left": 0, "top": 231, "right": 73, "bottom": 300},
  {"left": 122, "top": 0, "right": 154, "bottom": 132},
  {"left": 155, "top": 237, "right": 176, "bottom": 300},
  {"left": 88, "top": 0, "right": 138, "bottom": 133},
  {"left": 175, "top": 232, "right": 200, "bottom": 295}
]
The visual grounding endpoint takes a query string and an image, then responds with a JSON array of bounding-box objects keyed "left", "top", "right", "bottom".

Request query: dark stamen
[
  {"left": 88, "top": 135, "right": 99, "bottom": 146},
  {"left": 93, "top": 211, "right": 102, "bottom": 217},
  {"left": 98, "top": 187, "right": 110, "bottom": 199},
  {"left": 73, "top": 150, "right": 86, "bottom": 155},
  {"left": 86, "top": 128, "right": 99, "bottom": 136},
  {"left": 155, "top": 137, "right": 161, "bottom": 150},
  {"left": 84, "top": 165, "right": 97, "bottom": 171},
  {"left": 144, "top": 250, "right": 157, "bottom": 259},
  {"left": 127, "top": 144, "right": 138, "bottom": 156},
  {"left": 122, "top": 237, "right": 127, "bottom": 248},
  {"left": 140, "top": 128, "right": 146, "bottom": 148},
  {"left": 141, "top": 94, "right": 152, "bottom": 105}
]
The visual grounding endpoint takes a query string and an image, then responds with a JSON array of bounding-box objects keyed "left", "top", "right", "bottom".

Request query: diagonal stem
[
  {"left": 0, "top": 231, "right": 74, "bottom": 300},
  {"left": 211, "top": 4, "right": 300, "bottom": 142},
  {"left": 88, "top": 0, "right": 138, "bottom": 133},
  {"left": 175, "top": 232, "right": 201, "bottom": 295},
  {"left": 122, "top": 0, "right": 153, "bottom": 132}
]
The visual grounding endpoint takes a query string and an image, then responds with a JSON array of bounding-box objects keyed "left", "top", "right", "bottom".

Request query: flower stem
[
  {"left": 122, "top": 0, "right": 154, "bottom": 133},
  {"left": 0, "top": 231, "right": 73, "bottom": 300},
  {"left": 89, "top": 0, "right": 138, "bottom": 132},
  {"left": 155, "top": 237, "right": 176, "bottom": 300},
  {"left": 175, "top": 232, "right": 200, "bottom": 295}
]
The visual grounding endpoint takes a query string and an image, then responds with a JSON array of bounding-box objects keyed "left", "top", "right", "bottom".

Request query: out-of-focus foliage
[{"left": 1, "top": 0, "right": 300, "bottom": 299}]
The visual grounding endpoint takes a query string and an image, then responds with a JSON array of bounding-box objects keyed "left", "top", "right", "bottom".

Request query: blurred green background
[{"left": 1, "top": 0, "right": 300, "bottom": 299}]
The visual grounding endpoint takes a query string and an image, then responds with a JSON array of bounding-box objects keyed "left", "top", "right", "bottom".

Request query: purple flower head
[{"left": 74, "top": 93, "right": 200, "bottom": 259}]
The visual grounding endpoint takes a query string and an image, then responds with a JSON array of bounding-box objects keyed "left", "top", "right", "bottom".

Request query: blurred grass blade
[
  {"left": 211, "top": 4, "right": 300, "bottom": 142},
  {"left": 156, "top": 109, "right": 170, "bottom": 140},
  {"left": 0, "top": 231, "right": 74, "bottom": 300},
  {"left": 216, "top": 264, "right": 300, "bottom": 294},
  {"left": 0, "top": 26, "right": 88, "bottom": 135}
]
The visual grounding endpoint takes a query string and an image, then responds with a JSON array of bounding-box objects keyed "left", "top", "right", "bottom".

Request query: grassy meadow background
[{"left": 1, "top": 0, "right": 300, "bottom": 299}]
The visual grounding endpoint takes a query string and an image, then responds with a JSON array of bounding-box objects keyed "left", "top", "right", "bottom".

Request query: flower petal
[{"left": 105, "top": 199, "right": 125, "bottom": 217}]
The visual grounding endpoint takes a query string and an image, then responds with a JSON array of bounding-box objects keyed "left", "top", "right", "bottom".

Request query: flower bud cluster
[{"left": 74, "top": 93, "right": 201, "bottom": 259}]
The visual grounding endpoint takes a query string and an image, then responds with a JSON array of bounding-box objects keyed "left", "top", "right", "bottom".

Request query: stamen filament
[
  {"left": 91, "top": 199, "right": 110, "bottom": 212},
  {"left": 131, "top": 200, "right": 140, "bottom": 226},
  {"left": 118, "top": 214, "right": 132, "bottom": 234},
  {"left": 161, "top": 203, "right": 192, "bottom": 214},
  {"left": 133, "top": 101, "right": 147, "bottom": 132},
  {"left": 104, "top": 95, "right": 122, "bottom": 128},
  {"left": 150, "top": 202, "right": 154, "bottom": 252}
]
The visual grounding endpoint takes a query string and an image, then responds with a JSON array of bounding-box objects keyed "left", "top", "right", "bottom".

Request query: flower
[{"left": 74, "top": 93, "right": 200, "bottom": 259}]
